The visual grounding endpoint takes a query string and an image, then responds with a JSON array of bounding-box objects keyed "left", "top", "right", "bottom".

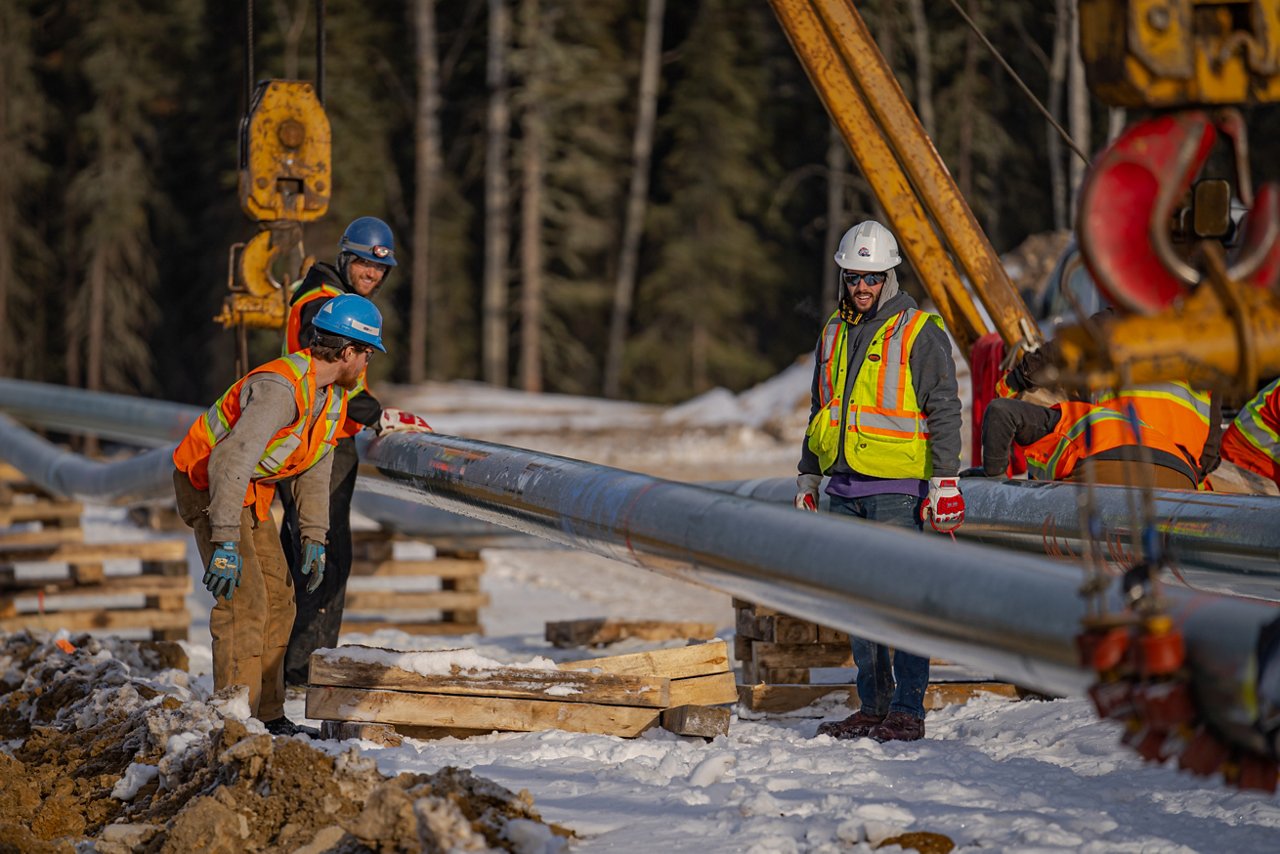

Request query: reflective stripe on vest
[
  {"left": 1233, "top": 377, "right": 1280, "bottom": 463},
  {"left": 1025, "top": 405, "right": 1134, "bottom": 480},
  {"left": 174, "top": 351, "right": 348, "bottom": 519},
  {"left": 1095, "top": 381, "right": 1211, "bottom": 460},
  {"left": 806, "top": 308, "right": 943, "bottom": 479}
]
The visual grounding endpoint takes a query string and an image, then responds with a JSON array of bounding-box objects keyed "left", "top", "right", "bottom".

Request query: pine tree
[
  {"left": 628, "top": 0, "right": 779, "bottom": 403},
  {"left": 0, "top": 0, "right": 50, "bottom": 379},
  {"left": 63, "top": 0, "right": 181, "bottom": 395}
]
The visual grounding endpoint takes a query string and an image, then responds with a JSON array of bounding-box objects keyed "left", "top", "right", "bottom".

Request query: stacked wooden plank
[
  {"left": 733, "top": 599, "right": 1018, "bottom": 713},
  {"left": 0, "top": 467, "right": 192, "bottom": 641},
  {"left": 307, "top": 639, "right": 738, "bottom": 739},
  {"left": 340, "top": 530, "right": 489, "bottom": 636},
  {"left": 545, "top": 617, "right": 717, "bottom": 648}
]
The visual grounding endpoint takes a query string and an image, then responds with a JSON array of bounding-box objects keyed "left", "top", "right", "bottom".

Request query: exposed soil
[{"left": 0, "top": 631, "right": 569, "bottom": 853}]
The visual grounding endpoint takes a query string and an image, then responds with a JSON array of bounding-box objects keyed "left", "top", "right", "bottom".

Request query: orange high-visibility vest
[
  {"left": 1096, "top": 381, "right": 1211, "bottom": 468},
  {"left": 805, "top": 307, "right": 943, "bottom": 479},
  {"left": 283, "top": 283, "right": 344, "bottom": 354},
  {"left": 1222, "top": 378, "right": 1280, "bottom": 484},
  {"left": 283, "top": 283, "right": 367, "bottom": 437},
  {"left": 1023, "top": 400, "right": 1190, "bottom": 481},
  {"left": 173, "top": 351, "right": 348, "bottom": 522}
]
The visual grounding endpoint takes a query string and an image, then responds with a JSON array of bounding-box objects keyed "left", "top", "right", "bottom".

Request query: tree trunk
[
  {"left": 1048, "top": 0, "right": 1069, "bottom": 231},
  {"left": 603, "top": 0, "right": 665, "bottom": 399},
  {"left": 483, "top": 0, "right": 510, "bottom": 386},
  {"left": 411, "top": 0, "right": 442, "bottom": 383},
  {"left": 907, "top": 0, "right": 934, "bottom": 139},
  {"left": 518, "top": 0, "right": 544, "bottom": 393},
  {"left": 0, "top": 13, "right": 9, "bottom": 376},
  {"left": 1068, "top": 2, "right": 1090, "bottom": 222},
  {"left": 824, "top": 123, "right": 848, "bottom": 305},
  {"left": 957, "top": 0, "right": 979, "bottom": 201}
]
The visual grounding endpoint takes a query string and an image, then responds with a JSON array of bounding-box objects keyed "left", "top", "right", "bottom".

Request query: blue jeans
[{"left": 828, "top": 492, "right": 929, "bottom": 719}]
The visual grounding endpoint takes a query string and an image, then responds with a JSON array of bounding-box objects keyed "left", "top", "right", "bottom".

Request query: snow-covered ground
[
  {"left": 17, "top": 366, "right": 1280, "bottom": 850},
  {"left": 141, "top": 515, "right": 1280, "bottom": 852}
]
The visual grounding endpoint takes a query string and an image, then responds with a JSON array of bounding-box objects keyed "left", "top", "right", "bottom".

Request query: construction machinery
[{"left": 214, "top": 0, "right": 331, "bottom": 372}]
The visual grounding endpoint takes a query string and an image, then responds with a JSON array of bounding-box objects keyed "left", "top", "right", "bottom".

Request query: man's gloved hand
[
  {"left": 300, "top": 538, "right": 326, "bottom": 594},
  {"left": 921, "top": 476, "right": 964, "bottom": 532},
  {"left": 204, "top": 541, "right": 242, "bottom": 601},
  {"left": 378, "top": 408, "right": 433, "bottom": 435},
  {"left": 795, "top": 473, "right": 822, "bottom": 512}
]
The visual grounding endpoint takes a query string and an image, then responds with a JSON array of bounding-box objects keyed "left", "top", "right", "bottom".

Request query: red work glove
[
  {"left": 921, "top": 476, "right": 964, "bottom": 533},
  {"left": 378, "top": 408, "right": 433, "bottom": 435},
  {"left": 795, "top": 474, "right": 821, "bottom": 512}
]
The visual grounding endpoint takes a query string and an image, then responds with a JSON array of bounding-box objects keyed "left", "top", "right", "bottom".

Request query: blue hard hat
[
  {"left": 339, "top": 216, "right": 397, "bottom": 267},
  {"left": 312, "top": 294, "right": 387, "bottom": 352}
]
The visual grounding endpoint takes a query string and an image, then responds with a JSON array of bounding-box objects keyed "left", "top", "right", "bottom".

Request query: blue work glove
[
  {"left": 204, "top": 541, "right": 242, "bottom": 601},
  {"left": 300, "top": 538, "right": 326, "bottom": 594}
]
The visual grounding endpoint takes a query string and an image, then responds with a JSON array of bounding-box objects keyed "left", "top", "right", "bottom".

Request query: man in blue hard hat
[
  {"left": 279, "top": 217, "right": 432, "bottom": 687},
  {"left": 174, "top": 294, "right": 386, "bottom": 735}
]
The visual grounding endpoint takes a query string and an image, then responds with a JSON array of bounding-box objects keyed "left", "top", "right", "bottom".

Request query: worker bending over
[
  {"left": 978, "top": 397, "right": 1198, "bottom": 490},
  {"left": 279, "top": 216, "right": 431, "bottom": 687},
  {"left": 797, "top": 220, "right": 963, "bottom": 744},
  {"left": 173, "top": 294, "right": 386, "bottom": 735}
]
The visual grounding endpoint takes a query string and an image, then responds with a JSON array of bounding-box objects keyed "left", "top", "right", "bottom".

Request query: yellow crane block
[{"left": 238, "top": 80, "right": 331, "bottom": 222}]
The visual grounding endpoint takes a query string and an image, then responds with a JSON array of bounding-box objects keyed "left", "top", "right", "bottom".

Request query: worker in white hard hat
[{"left": 796, "top": 220, "right": 964, "bottom": 744}]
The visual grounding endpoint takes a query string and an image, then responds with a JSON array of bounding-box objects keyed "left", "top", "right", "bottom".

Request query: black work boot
[
  {"left": 816, "top": 710, "right": 886, "bottom": 740},
  {"left": 868, "top": 710, "right": 925, "bottom": 742}
]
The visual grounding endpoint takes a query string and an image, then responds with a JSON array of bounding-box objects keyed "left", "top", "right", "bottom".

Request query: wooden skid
[
  {"left": 0, "top": 606, "right": 189, "bottom": 633},
  {"left": 0, "top": 539, "right": 187, "bottom": 564},
  {"left": 559, "top": 640, "right": 731, "bottom": 679},
  {"left": 669, "top": 671, "right": 739, "bottom": 706},
  {"left": 737, "top": 681, "right": 1021, "bottom": 713},
  {"left": 306, "top": 685, "right": 661, "bottom": 737},
  {"left": 1, "top": 574, "right": 190, "bottom": 596},
  {"left": 751, "top": 641, "right": 853, "bottom": 670},
  {"left": 545, "top": 618, "right": 717, "bottom": 648},
  {"left": 661, "top": 705, "right": 731, "bottom": 738},
  {"left": 0, "top": 528, "right": 85, "bottom": 548},
  {"left": 342, "top": 589, "right": 489, "bottom": 611},
  {"left": 338, "top": 620, "right": 482, "bottom": 635},
  {"left": 0, "top": 499, "right": 84, "bottom": 527},
  {"left": 309, "top": 650, "right": 671, "bottom": 708}
]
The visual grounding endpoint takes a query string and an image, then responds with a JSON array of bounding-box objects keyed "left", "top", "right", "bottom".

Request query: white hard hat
[{"left": 833, "top": 220, "right": 901, "bottom": 272}]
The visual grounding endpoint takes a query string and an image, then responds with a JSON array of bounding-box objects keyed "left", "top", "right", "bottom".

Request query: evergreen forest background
[{"left": 2, "top": 0, "right": 1278, "bottom": 407}]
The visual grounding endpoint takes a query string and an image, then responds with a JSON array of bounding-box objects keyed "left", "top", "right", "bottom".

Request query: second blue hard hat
[{"left": 339, "top": 216, "right": 397, "bottom": 267}]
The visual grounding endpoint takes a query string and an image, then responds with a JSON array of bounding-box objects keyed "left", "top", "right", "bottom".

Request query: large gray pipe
[
  {"left": 712, "top": 477, "right": 1280, "bottom": 601},
  {"left": 358, "top": 430, "right": 1278, "bottom": 755}
]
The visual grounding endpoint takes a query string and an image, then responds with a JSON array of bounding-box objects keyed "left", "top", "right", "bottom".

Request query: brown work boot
[
  {"left": 816, "top": 710, "right": 885, "bottom": 740},
  {"left": 868, "top": 711, "right": 925, "bottom": 742}
]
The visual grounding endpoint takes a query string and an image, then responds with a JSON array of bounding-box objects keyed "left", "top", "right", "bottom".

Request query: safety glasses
[{"left": 841, "top": 270, "right": 887, "bottom": 287}]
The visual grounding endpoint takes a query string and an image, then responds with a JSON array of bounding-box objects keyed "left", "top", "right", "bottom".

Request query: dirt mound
[{"left": 0, "top": 631, "right": 569, "bottom": 852}]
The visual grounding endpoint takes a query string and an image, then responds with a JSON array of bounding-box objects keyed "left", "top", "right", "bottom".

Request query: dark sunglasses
[
  {"left": 841, "top": 270, "right": 887, "bottom": 287},
  {"left": 348, "top": 344, "right": 377, "bottom": 360}
]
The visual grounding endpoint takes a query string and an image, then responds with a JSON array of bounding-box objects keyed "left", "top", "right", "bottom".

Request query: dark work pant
[
  {"left": 279, "top": 435, "right": 358, "bottom": 685},
  {"left": 828, "top": 492, "right": 930, "bottom": 719}
]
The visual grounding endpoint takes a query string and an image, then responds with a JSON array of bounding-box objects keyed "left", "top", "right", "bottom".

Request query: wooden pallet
[
  {"left": 732, "top": 599, "right": 1017, "bottom": 713},
  {"left": 307, "top": 639, "right": 738, "bottom": 740},
  {"left": 1, "top": 471, "right": 191, "bottom": 640},
  {"left": 339, "top": 531, "right": 489, "bottom": 636},
  {"left": 0, "top": 551, "right": 191, "bottom": 641}
]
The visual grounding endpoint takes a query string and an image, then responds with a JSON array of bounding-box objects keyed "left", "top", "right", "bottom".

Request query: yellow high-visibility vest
[{"left": 805, "top": 308, "right": 942, "bottom": 479}]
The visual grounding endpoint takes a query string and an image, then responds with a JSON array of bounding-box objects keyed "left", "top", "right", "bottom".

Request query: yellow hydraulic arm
[{"left": 768, "top": 0, "right": 1042, "bottom": 358}]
